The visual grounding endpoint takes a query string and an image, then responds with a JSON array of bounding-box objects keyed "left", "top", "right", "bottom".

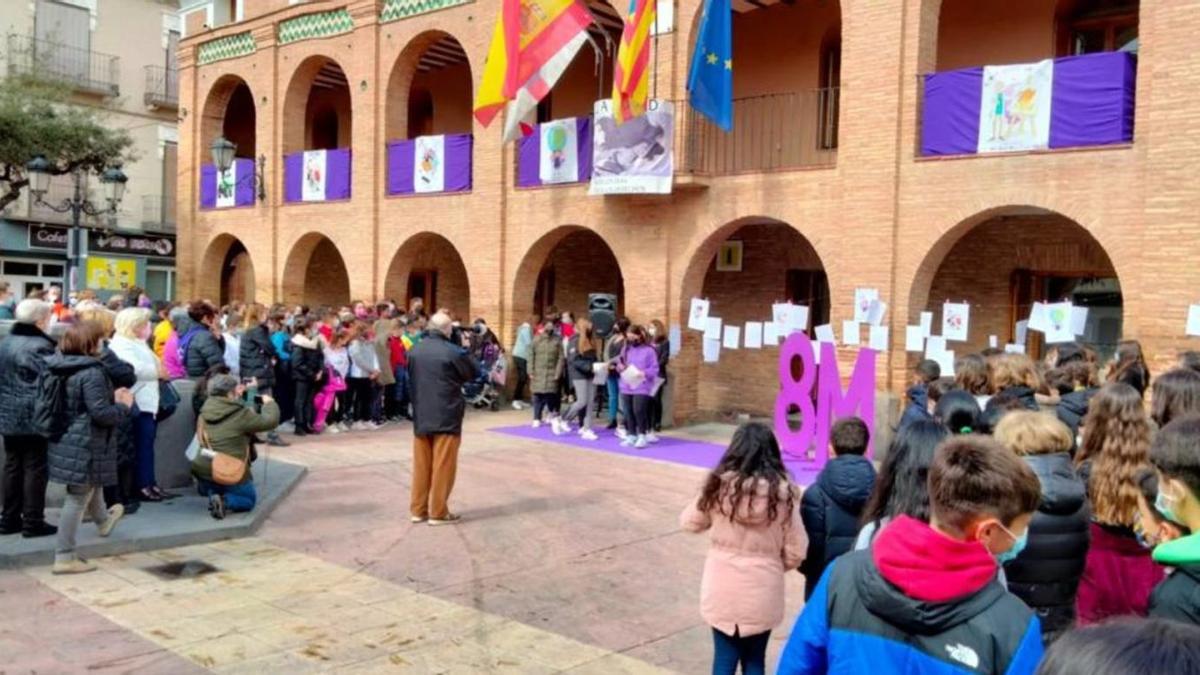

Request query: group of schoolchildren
[{"left": 681, "top": 339, "right": 1200, "bottom": 674}]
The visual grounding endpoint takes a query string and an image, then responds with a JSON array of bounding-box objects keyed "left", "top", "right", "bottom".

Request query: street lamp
[
  {"left": 25, "top": 155, "right": 128, "bottom": 298},
  {"left": 209, "top": 136, "right": 266, "bottom": 202}
]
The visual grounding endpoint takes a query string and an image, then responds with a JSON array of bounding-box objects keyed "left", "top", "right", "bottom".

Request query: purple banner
[
  {"left": 283, "top": 148, "right": 352, "bottom": 203},
  {"left": 921, "top": 51, "right": 1136, "bottom": 156},
  {"left": 386, "top": 133, "right": 473, "bottom": 195},
  {"left": 516, "top": 117, "right": 593, "bottom": 188},
  {"left": 199, "top": 159, "right": 255, "bottom": 209}
]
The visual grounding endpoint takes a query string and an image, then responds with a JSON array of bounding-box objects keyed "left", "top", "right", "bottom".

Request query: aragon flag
[{"left": 473, "top": 0, "right": 594, "bottom": 143}]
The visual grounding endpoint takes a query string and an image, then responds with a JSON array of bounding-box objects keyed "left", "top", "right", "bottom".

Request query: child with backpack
[
  {"left": 681, "top": 423, "right": 806, "bottom": 675},
  {"left": 800, "top": 417, "right": 876, "bottom": 599},
  {"left": 779, "top": 435, "right": 1045, "bottom": 674}
]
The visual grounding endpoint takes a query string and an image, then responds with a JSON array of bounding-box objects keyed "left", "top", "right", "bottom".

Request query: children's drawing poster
[
  {"left": 301, "top": 149, "right": 328, "bottom": 202},
  {"left": 539, "top": 118, "right": 580, "bottom": 184},
  {"left": 942, "top": 302, "right": 970, "bottom": 342},
  {"left": 978, "top": 59, "right": 1054, "bottom": 153},
  {"left": 854, "top": 288, "right": 879, "bottom": 323},
  {"left": 215, "top": 161, "right": 238, "bottom": 208},
  {"left": 1043, "top": 301, "right": 1075, "bottom": 343},
  {"left": 688, "top": 298, "right": 710, "bottom": 331},
  {"left": 413, "top": 135, "right": 446, "bottom": 193}
]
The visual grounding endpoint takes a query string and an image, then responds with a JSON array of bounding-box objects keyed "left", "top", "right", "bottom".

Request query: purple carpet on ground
[{"left": 490, "top": 425, "right": 821, "bottom": 485}]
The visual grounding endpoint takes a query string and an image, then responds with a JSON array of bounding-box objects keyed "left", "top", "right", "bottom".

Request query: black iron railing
[
  {"left": 144, "top": 65, "right": 178, "bottom": 108},
  {"left": 6, "top": 34, "right": 120, "bottom": 97}
]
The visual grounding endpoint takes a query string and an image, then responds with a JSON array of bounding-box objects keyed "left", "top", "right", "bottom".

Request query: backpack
[{"left": 32, "top": 370, "right": 71, "bottom": 441}]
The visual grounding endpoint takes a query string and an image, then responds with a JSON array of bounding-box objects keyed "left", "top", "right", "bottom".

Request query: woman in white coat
[{"left": 110, "top": 308, "right": 168, "bottom": 502}]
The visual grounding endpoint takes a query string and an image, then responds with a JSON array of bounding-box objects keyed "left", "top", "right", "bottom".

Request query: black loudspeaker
[{"left": 588, "top": 293, "right": 618, "bottom": 338}]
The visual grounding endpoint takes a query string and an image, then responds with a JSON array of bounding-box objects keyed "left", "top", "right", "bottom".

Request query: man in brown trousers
[{"left": 406, "top": 311, "right": 477, "bottom": 525}]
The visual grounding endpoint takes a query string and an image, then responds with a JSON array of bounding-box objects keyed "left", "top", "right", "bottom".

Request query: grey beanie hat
[{"left": 207, "top": 373, "right": 240, "bottom": 398}]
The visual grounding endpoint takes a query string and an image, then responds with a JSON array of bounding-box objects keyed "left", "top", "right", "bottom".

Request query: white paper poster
[
  {"left": 540, "top": 118, "right": 579, "bottom": 185},
  {"left": 942, "top": 302, "right": 970, "bottom": 342},
  {"left": 413, "top": 135, "right": 446, "bottom": 193},
  {"left": 764, "top": 322, "right": 780, "bottom": 347},
  {"left": 815, "top": 325, "right": 835, "bottom": 345},
  {"left": 589, "top": 99, "right": 674, "bottom": 195},
  {"left": 787, "top": 305, "right": 810, "bottom": 334},
  {"left": 723, "top": 325, "right": 740, "bottom": 350},
  {"left": 215, "top": 161, "right": 238, "bottom": 209},
  {"left": 869, "top": 326, "right": 889, "bottom": 352},
  {"left": 1005, "top": 344, "right": 1027, "bottom": 354},
  {"left": 1188, "top": 305, "right": 1200, "bottom": 337},
  {"left": 1043, "top": 301, "right": 1075, "bottom": 343},
  {"left": 772, "top": 303, "right": 791, "bottom": 326},
  {"left": 867, "top": 300, "right": 888, "bottom": 327},
  {"left": 854, "top": 288, "right": 879, "bottom": 323},
  {"left": 1015, "top": 320, "right": 1029, "bottom": 346},
  {"left": 905, "top": 326, "right": 925, "bottom": 352},
  {"left": 989, "top": 335, "right": 999, "bottom": 349},
  {"left": 842, "top": 320, "right": 860, "bottom": 346},
  {"left": 925, "top": 336, "right": 947, "bottom": 360},
  {"left": 301, "top": 149, "right": 328, "bottom": 202},
  {"left": 1069, "top": 306, "right": 1088, "bottom": 337},
  {"left": 935, "top": 350, "right": 956, "bottom": 378},
  {"left": 1028, "top": 303, "right": 1050, "bottom": 333},
  {"left": 704, "top": 317, "right": 723, "bottom": 342},
  {"left": 668, "top": 325, "right": 682, "bottom": 357},
  {"left": 703, "top": 338, "right": 721, "bottom": 363},
  {"left": 920, "top": 312, "right": 934, "bottom": 337},
  {"left": 688, "top": 298, "right": 710, "bottom": 331},
  {"left": 651, "top": 0, "right": 674, "bottom": 35},
  {"left": 744, "top": 322, "right": 763, "bottom": 349},
  {"left": 978, "top": 59, "right": 1054, "bottom": 154}
]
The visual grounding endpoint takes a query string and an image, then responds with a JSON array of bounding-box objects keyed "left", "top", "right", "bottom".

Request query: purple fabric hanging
[
  {"left": 386, "top": 133, "right": 473, "bottom": 195},
  {"left": 1049, "top": 51, "right": 1136, "bottom": 149},
  {"left": 445, "top": 133, "right": 473, "bottom": 192},
  {"left": 921, "top": 68, "right": 984, "bottom": 156},
  {"left": 283, "top": 152, "right": 303, "bottom": 203},
  {"left": 516, "top": 117, "right": 594, "bottom": 187},
  {"left": 234, "top": 158, "right": 255, "bottom": 206},
  {"left": 199, "top": 164, "right": 217, "bottom": 208},
  {"left": 326, "top": 148, "right": 352, "bottom": 200},
  {"left": 387, "top": 140, "right": 415, "bottom": 194}
]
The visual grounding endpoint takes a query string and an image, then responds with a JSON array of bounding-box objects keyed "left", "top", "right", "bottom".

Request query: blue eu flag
[{"left": 688, "top": 0, "right": 733, "bottom": 131}]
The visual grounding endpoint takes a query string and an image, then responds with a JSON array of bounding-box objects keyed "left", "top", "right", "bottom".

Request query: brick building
[{"left": 177, "top": 0, "right": 1188, "bottom": 423}]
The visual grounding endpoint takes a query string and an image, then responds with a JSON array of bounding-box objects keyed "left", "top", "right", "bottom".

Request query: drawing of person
[{"left": 990, "top": 79, "right": 1006, "bottom": 141}]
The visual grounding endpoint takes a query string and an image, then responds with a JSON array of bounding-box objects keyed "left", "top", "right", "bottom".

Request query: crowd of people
[{"left": 682, "top": 341, "right": 1200, "bottom": 674}]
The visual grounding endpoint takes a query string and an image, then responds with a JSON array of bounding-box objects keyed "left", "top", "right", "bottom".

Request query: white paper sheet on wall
[
  {"left": 723, "top": 325, "right": 741, "bottom": 350},
  {"left": 869, "top": 325, "right": 889, "bottom": 352},
  {"left": 842, "top": 320, "right": 861, "bottom": 346},
  {"left": 687, "top": 298, "right": 710, "bottom": 331},
  {"left": 744, "top": 322, "right": 763, "bottom": 349},
  {"left": 906, "top": 326, "right": 925, "bottom": 352}
]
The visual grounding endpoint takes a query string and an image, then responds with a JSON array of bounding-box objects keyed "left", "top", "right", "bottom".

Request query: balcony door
[{"left": 35, "top": 0, "right": 90, "bottom": 84}]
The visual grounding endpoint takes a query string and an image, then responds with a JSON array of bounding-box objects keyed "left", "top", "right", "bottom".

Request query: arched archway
[
  {"left": 677, "top": 219, "right": 829, "bottom": 420},
  {"left": 199, "top": 234, "right": 256, "bottom": 305},
  {"left": 281, "top": 56, "right": 353, "bottom": 155},
  {"left": 200, "top": 75, "right": 257, "bottom": 161},
  {"left": 282, "top": 233, "right": 351, "bottom": 306},
  {"left": 512, "top": 226, "right": 625, "bottom": 327},
  {"left": 909, "top": 206, "right": 1122, "bottom": 359},
  {"left": 385, "top": 31, "right": 473, "bottom": 140},
  {"left": 383, "top": 233, "right": 471, "bottom": 319}
]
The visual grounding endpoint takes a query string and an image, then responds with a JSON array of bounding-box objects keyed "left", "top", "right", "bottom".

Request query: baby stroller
[{"left": 463, "top": 347, "right": 505, "bottom": 411}]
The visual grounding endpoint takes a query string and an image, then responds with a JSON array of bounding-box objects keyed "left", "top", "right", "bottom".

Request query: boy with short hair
[
  {"left": 779, "top": 436, "right": 1045, "bottom": 674},
  {"left": 1147, "top": 416, "right": 1200, "bottom": 625},
  {"left": 899, "top": 359, "right": 942, "bottom": 431},
  {"left": 800, "top": 417, "right": 876, "bottom": 599}
]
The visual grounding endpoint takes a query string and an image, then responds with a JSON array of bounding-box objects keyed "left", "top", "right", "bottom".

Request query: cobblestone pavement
[{"left": 0, "top": 410, "right": 806, "bottom": 673}]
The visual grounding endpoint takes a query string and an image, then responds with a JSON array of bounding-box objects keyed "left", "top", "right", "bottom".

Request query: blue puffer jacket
[{"left": 897, "top": 383, "right": 931, "bottom": 432}]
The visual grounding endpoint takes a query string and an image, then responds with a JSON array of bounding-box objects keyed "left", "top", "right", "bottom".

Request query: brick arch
[
  {"left": 384, "top": 30, "right": 474, "bottom": 141},
  {"left": 199, "top": 233, "right": 256, "bottom": 305},
  {"left": 382, "top": 232, "right": 471, "bottom": 319},
  {"left": 510, "top": 225, "right": 626, "bottom": 328},
  {"left": 281, "top": 232, "right": 351, "bottom": 306},
  {"left": 280, "top": 55, "right": 353, "bottom": 155},
  {"left": 200, "top": 74, "right": 256, "bottom": 160}
]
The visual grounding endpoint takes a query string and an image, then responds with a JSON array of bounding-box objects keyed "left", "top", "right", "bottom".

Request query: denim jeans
[
  {"left": 196, "top": 479, "right": 257, "bottom": 512},
  {"left": 606, "top": 374, "right": 620, "bottom": 424},
  {"left": 712, "top": 627, "right": 770, "bottom": 675},
  {"left": 133, "top": 412, "right": 158, "bottom": 490}
]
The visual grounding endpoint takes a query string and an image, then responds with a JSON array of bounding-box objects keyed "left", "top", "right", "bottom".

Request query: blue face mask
[
  {"left": 994, "top": 523, "right": 1028, "bottom": 565},
  {"left": 1156, "top": 489, "right": 1185, "bottom": 526}
]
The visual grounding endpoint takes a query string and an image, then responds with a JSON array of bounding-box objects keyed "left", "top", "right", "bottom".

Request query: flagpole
[{"left": 652, "top": 1, "right": 659, "bottom": 100}]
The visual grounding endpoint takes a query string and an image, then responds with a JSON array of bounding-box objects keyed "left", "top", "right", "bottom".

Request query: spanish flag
[
  {"left": 613, "top": 0, "right": 656, "bottom": 124},
  {"left": 474, "top": 0, "right": 593, "bottom": 142}
]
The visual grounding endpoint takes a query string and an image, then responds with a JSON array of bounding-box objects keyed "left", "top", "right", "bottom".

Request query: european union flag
[{"left": 688, "top": 0, "right": 733, "bottom": 131}]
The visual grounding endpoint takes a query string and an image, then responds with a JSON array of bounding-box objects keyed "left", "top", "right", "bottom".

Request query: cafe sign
[{"left": 27, "top": 224, "right": 68, "bottom": 251}]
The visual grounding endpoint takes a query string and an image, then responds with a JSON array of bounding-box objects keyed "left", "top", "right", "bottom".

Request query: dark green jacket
[
  {"left": 530, "top": 333, "right": 564, "bottom": 394},
  {"left": 191, "top": 396, "right": 279, "bottom": 485},
  {"left": 1150, "top": 532, "right": 1200, "bottom": 625}
]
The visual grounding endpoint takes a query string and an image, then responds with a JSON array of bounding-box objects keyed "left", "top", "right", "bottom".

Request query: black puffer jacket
[
  {"left": 290, "top": 334, "right": 325, "bottom": 381},
  {"left": 45, "top": 354, "right": 131, "bottom": 486},
  {"left": 1004, "top": 452, "right": 1091, "bottom": 637},
  {"left": 998, "top": 385, "right": 1040, "bottom": 411},
  {"left": 800, "top": 455, "right": 877, "bottom": 600},
  {"left": 184, "top": 326, "right": 225, "bottom": 378},
  {"left": 1056, "top": 388, "right": 1098, "bottom": 442},
  {"left": 239, "top": 324, "right": 275, "bottom": 388},
  {"left": 0, "top": 322, "right": 57, "bottom": 436}
]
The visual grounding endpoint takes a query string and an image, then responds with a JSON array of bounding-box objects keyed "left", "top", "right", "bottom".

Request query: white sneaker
[
  {"left": 620, "top": 436, "right": 635, "bottom": 447},
  {"left": 646, "top": 432, "right": 660, "bottom": 444},
  {"left": 339, "top": 422, "right": 351, "bottom": 432},
  {"left": 634, "top": 435, "right": 648, "bottom": 449},
  {"left": 351, "top": 422, "right": 367, "bottom": 431},
  {"left": 615, "top": 427, "right": 628, "bottom": 440},
  {"left": 531, "top": 420, "right": 542, "bottom": 429},
  {"left": 327, "top": 425, "right": 341, "bottom": 434},
  {"left": 552, "top": 419, "right": 568, "bottom": 436},
  {"left": 580, "top": 429, "right": 598, "bottom": 441}
]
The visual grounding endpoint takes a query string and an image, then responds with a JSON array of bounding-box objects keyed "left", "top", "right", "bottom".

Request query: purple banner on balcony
[
  {"left": 386, "top": 133, "right": 473, "bottom": 195},
  {"left": 199, "top": 159, "right": 255, "bottom": 209},
  {"left": 921, "top": 51, "right": 1136, "bottom": 156},
  {"left": 283, "top": 148, "right": 352, "bottom": 203},
  {"left": 516, "top": 117, "right": 593, "bottom": 188}
]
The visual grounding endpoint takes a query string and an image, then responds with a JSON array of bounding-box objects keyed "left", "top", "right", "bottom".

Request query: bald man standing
[{"left": 406, "top": 311, "right": 478, "bottom": 525}]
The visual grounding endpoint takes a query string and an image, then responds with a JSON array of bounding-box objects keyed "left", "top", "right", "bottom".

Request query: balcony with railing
[
  {"left": 141, "top": 195, "right": 176, "bottom": 233},
  {"left": 144, "top": 65, "right": 179, "bottom": 109},
  {"left": 6, "top": 34, "right": 120, "bottom": 97}
]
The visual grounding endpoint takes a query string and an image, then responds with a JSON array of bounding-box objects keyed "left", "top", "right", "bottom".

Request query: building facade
[
  {"left": 177, "top": 0, "right": 1190, "bottom": 423},
  {"left": 0, "top": 0, "right": 181, "bottom": 301}
]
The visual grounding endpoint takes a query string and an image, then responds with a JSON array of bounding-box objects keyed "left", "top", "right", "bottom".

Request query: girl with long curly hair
[
  {"left": 1074, "top": 382, "right": 1164, "bottom": 624},
  {"left": 681, "top": 423, "right": 806, "bottom": 675}
]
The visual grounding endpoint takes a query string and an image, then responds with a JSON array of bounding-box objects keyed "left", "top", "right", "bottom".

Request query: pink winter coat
[
  {"left": 162, "top": 331, "right": 186, "bottom": 380},
  {"left": 680, "top": 475, "right": 807, "bottom": 637}
]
